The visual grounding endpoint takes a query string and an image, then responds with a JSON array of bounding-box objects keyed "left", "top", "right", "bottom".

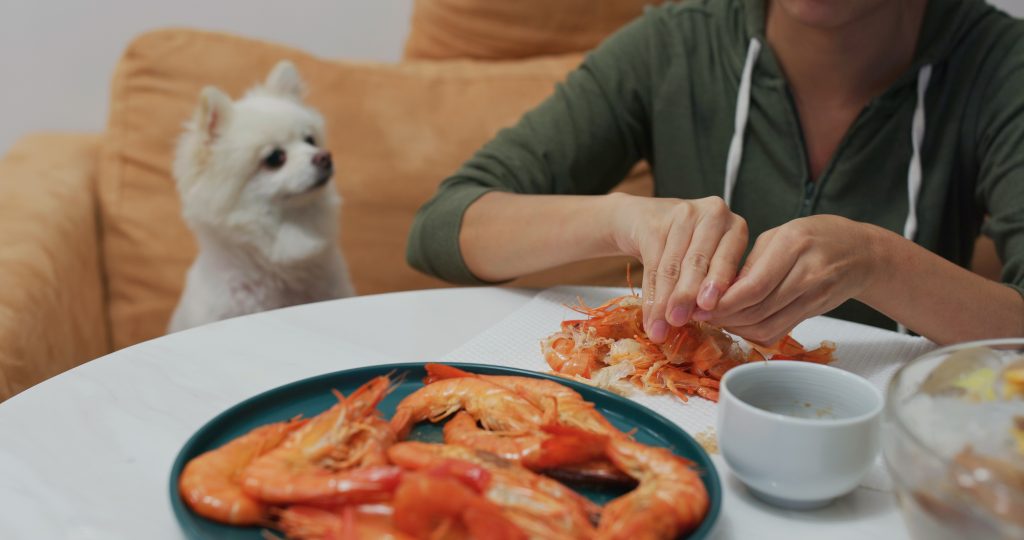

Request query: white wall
[
  {"left": 992, "top": 0, "right": 1024, "bottom": 16},
  {"left": 0, "top": 0, "right": 414, "bottom": 154}
]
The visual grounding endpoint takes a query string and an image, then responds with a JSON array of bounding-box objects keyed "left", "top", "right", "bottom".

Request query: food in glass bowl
[{"left": 884, "top": 339, "right": 1024, "bottom": 539}]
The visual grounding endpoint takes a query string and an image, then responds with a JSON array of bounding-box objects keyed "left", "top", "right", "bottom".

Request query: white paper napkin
[{"left": 441, "top": 286, "right": 937, "bottom": 491}]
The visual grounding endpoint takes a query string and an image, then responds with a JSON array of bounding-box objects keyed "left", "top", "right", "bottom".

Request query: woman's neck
[{"left": 765, "top": 0, "right": 928, "bottom": 107}]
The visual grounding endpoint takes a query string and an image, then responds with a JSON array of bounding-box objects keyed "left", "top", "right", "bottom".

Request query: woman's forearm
[
  {"left": 459, "top": 192, "right": 623, "bottom": 282},
  {"left": 859, "top": 225, "right": 1024, "bottom": 344}
]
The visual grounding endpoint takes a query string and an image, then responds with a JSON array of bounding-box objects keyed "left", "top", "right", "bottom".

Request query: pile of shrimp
[
  {"left": 178, "top": 365, "right": 710, "bottom": 539},
  {"left": 543, "top": 294, "right": 836, "bottom": 403}
]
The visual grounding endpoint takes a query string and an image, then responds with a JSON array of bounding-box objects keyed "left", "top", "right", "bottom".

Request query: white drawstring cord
[
  {"left": 723, "top": 38, "right": 762, "bottom": 208},
  {"left": 896, "top": 64, "right": 932, "bottom": 334},
  {"left": 902, "top": 64, "right": 932, "bottom": 244}
]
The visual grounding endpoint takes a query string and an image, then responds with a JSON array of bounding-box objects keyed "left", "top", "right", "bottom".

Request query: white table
[{"left": 0, "top": 288, "right": 912, "bottom": 539}]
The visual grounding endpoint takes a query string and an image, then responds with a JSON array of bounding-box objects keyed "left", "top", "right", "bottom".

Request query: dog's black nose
[{"left": 312, "top": 150, "right": 332, "bottom": 170}]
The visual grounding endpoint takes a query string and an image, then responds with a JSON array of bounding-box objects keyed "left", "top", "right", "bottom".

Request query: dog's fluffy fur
[{"left": 168, "top": 61, "right": 354, "bottom": 333}]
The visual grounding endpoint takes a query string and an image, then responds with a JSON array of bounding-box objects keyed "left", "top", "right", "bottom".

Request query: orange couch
[
  {"left": 0, "top": 0, "right": 1002, "bottom": 401},
  {"left": 0, "top": 0, "right": 660, "bottom": 400}
]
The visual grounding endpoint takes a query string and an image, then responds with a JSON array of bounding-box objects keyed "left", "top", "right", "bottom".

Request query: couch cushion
[
  {"left": 98, "top": 28, "right": 652, "bottom": 350},
  {"left": 404, "top": 0, "right": 660, "bottom": 60},
  {"left": 0, "top": 134, "right": 109, "bottom": 400}
]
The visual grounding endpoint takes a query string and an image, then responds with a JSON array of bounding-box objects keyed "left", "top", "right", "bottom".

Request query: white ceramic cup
[{"left": 717, "top": 361, "right": 884, "bottom": 510}]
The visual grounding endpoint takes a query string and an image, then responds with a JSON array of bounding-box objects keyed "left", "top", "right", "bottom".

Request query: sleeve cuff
[{"left": 406, "top": 183, "right": 510, "bottom": 286}]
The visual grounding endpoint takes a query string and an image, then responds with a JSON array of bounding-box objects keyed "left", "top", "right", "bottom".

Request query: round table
[{"left": 0, "top": 288, "right": 910, "bottom": 539}]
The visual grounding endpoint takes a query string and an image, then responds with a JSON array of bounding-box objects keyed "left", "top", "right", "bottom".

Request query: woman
[{"left": 407, "top": 0, "right": 1024, "bottom": 345}]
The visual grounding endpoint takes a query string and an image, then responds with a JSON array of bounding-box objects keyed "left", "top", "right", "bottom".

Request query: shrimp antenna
[{"left": 389, "top": 370, "right": 409, "bottom": 393}]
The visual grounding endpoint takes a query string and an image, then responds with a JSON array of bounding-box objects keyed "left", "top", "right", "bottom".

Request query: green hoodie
[{"left": 407, "top": 0, "right": 1024, "bottom": 330}]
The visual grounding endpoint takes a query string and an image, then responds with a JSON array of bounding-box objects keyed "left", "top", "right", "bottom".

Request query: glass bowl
[{"left": 884, "top": 338, "right": 1024, "bottom": 539}]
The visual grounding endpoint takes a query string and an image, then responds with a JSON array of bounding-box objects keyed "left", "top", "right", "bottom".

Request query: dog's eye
[
  {"left": 304, "top": 135, "right": 317, "bottom": 147},
  {"left": 264, "top": 149, "right": 286, "bottom": 169}
]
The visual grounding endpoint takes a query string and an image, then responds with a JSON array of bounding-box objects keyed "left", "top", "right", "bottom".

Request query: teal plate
[{"left": 169, "top": 362, "right": 721, "bottom": 539}]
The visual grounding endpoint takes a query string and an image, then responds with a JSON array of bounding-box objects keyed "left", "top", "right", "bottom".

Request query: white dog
[{"left": 168, "top": 61, "right": 354, "bottom": 333}]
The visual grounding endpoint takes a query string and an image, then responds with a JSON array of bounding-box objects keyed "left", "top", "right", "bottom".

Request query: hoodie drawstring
[
  {"left": 723, "top": 38, "right": 763, "bottom": 208},
  {"left": 896, "top": 64, "right": 932, "bottom": 334},
  {"left": 902, "top": 64, "right": 932, "bottom": 243},
  {"left": 724, "top": 38, "right": 932, "bottom": 334}
]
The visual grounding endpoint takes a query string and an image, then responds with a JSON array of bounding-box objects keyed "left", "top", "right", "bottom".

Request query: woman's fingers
[
  {"left": 694, "top": 216, "right": 748, "bottom": 312},
  {"left": 725, "top": 291, "right": 814, "bottom": 346},
  {"left": 710, "top": 261, "right": 805, "bottom": 328},
  {"left": 664, "top": 206, "right": 735, "bottom": 326},
  {"left": 702, "top": 228, "right": 796, "bottom": 319},
  {"left": 639, "top": 231, "right": 668, "bottom": 338},
  {"left": 689, "top": 215, "right": 873, "bottom": 339},
  {"left": 632, "top": 196, "right": 749, "bottom": 343},
  {"left": 648, "top": 220, "right": 694, "bottom": 341}
]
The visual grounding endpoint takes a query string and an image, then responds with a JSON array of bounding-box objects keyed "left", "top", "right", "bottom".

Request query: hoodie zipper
[
  {"left": 775, "top": 84, "right": 815, "bottom": 217},
  {"left": 778, "top": 85, "right": 878, "bottom": 218},
  {"left": 799, "top": 181, "right": 815, "bottom": 216}
]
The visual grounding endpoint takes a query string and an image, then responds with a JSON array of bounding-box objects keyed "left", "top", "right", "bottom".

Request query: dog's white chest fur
[
  {"left": 169, "top": 236, "right": 353, "bottom": 332},
  {"left": 167, "top": 61, "right": 355, "bottom": 333}
]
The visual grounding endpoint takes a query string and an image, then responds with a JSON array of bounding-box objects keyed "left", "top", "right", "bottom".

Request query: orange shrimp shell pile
[{"left": 542, "top": 294, "right": 836, "bottom": 403}]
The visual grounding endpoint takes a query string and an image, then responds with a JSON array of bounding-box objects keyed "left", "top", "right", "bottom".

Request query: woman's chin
[{"left": 772, "top": 0, "right": 889, "bottom": 29}]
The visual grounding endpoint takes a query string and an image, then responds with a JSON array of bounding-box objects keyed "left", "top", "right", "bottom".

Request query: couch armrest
[{"left": 0, "top": 133, "right": 110, "bottom": 400}]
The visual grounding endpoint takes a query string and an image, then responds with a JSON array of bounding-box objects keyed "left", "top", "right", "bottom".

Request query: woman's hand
[
  {"left": 693, "top": 215, "right": 881, "bottom": 344},
  {"left": 607, "top": 194, "right": 749, "bottom": 343}
]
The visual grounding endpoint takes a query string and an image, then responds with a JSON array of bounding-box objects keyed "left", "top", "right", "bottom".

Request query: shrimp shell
[{"left": 178, "top": 417, "right": 305, "bottom": 525}]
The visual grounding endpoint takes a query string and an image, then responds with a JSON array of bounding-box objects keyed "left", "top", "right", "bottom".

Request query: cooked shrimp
[
  {"left": 443, "top": 411, "right": 610, "bottom": 471},
  {"left": 388, "top": 442, "right": 598, "bottom": 539},
  {"left": 542, "top": 333, "right": 607, "bottom": 378},
  {"left": 442, "top": 411, "right": 543, "bottom": 463},
  {"left": 393, "top": 466, "right": 528, "bottom": 540},
  {"left": 240, "top": 376, "right": 402, "bottom": 505},
  {"left": 424, "top": 364, "right": 625, "bottom": 437},
  {"left": 563, "top": 295, "right": 645, "bottom": 340},
  {"left": 178, "top": 417, "right": 305, "bottom": 525},
  {"left": 390, "top": 376, "right": 543, "bottom": 440},
  {"left": 276, "top": 504, "right": 414, "bottom": 540},
  {"left": 425, "top": 365, "right": 631, "bottom": 482},
  {"left": 597, "top": 438, "right": 709, "bottom": 540},
  {"left": 332, "top": 416, "right": 396, "bottom": 468}
]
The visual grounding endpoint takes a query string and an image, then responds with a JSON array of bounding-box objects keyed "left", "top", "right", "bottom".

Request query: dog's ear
[
  {"left": 264, "top": 60, "right": 305, "bottom": 100},
  {"left": 194, "top": 86, "right": 233, "bottom": 141}
]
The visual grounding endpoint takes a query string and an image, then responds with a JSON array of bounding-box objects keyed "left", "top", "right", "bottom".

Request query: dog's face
[{"left": 174, "top": 61, "right": 336, "bottom": 229}]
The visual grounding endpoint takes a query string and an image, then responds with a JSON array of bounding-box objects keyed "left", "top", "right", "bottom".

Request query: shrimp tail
[{"left": 423, "top": 363, "right": 476, "bottom": 384}]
